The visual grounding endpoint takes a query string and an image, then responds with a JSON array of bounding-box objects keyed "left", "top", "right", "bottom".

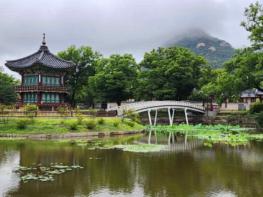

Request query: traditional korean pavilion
[{"left": 5, "top": 34, "right": 75, "bottom": 110}]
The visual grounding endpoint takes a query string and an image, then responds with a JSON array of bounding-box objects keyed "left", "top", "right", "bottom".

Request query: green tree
[
  {"left": 89, "top": 54, "right": 138, "bottom": 106},
  {"left": 0, "top": 71, "right": 18, "bottom": 104},
  {"left": 241, "top": 1, "right": 263, "bottom": 50},
  {"left": 200, "top": 69, "right": 239, "bottom": 104},
  {"left": 197, "top": 48, "right": 263, "bottom": 104},
  {"left": 224, "top": 48, "right": 263, "bottom": 91},
  {"left": 57, "top": 46, "right": 101, "bottom": 107},
  {"left": 136, "top": 47, "right": 207, "bottom": 100}
]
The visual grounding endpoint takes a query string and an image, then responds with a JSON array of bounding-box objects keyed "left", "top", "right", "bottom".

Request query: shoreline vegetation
[{"left": 0, "top": 117, "right": 144, "bottom": 139}]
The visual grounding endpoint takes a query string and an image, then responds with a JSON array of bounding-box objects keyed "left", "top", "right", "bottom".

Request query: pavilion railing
[
  {"left": 15, "top": 85, "right": 68, "bottom": 93},
  {"left": 0, "top": 110, "right": 116, "bottom": 118}
]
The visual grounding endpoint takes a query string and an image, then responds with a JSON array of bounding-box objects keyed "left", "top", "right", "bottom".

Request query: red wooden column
[
  {"left": 37, "top": 92, "right": 41, "bottom": 105},
  {"left": 21, "top": 93, "right": 24, "bottom": 105}
]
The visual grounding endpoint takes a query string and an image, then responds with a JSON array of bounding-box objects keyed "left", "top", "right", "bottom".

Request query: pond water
[{"left": 0, "top": 136, "right": 263, "bottom": 197}]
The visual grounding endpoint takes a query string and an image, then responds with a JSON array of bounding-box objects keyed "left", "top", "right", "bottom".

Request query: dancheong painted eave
[{"left": 5, "top": 34, "right": 75, "bottom": 72}]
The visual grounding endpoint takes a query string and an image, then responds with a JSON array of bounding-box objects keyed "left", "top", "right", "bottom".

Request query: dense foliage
[
  {"left": 0, "top": 71, "right": 18, "bottom": 104},
  {"left": 89, "top": 54, "right": 138, "bottom": 106},
  {"left": 57, "top": 46, "right": 101, "bottom": 106},
  {"left": 135, "top": 47, "right": 208, "bottom": 100},
  {"left": 241, "top": 1, "right": 263, "bottom": 50},
  {"left": 249, "top": 102, "right": 263, "bottom": 114}
]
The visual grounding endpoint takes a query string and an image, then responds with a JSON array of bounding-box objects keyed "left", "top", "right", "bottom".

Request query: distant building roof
[
  {"left": 240, "top": 88, "right": 263, "bottom": 98},
  {"left": 5, "top": 34, "right": 75, "bottom": 72}
]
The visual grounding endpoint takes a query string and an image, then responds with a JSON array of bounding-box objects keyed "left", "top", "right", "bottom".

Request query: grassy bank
[
  {"left": 0, "top": 117, "right": 144, "bottom": 135},
  {"left": 149, "top": 124, "right": 263, "bottom": 146}
]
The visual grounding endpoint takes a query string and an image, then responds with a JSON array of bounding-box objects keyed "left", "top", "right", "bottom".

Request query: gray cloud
[{"left": 0, "top": 0, "right": 256, "bottom": 77}]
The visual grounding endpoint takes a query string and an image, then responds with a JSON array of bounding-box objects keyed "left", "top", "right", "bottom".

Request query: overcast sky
[{"left": 0, "top": 0, "right": 259, "bottom": 77}]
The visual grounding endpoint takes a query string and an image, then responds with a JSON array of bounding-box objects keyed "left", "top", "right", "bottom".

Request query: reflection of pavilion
[{"left": 0, "top": 151, "right": 20, "bottom": 196}]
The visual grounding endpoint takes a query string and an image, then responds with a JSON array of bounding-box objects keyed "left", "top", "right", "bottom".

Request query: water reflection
[
  {"left": 0, "top": 138, "right": 262, "bottom": 197},
  {"left": 146, "top": 130, "right": 202, "bottom": 152},
  {"left": 0, "top": 151, "right": 19, "bottom": 196}
]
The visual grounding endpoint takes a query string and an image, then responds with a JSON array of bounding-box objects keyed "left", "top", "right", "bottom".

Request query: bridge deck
[{"left": 108, "top": 101, "right": 205, "bottom": 116}]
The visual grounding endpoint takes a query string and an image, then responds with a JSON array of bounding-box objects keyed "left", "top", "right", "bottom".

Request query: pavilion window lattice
[
  {"left": 24, "top": 93, "right": 37, "bottom": 103},
  {"left": 24, "top": 75, "right": 38, "bottom": 86},
  {"left": 42, "top": 93, "right": 60, "bottom": 103},
  {"left": 42, "top": 76, "right": 60, "bottom": 86}
]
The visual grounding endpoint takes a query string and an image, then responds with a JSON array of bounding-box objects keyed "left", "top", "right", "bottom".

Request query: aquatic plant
[
  {"left": 113, "top": 144, "right": 167, "bottom": 153},
  {"left": 14, "top": 164, "right": 83, "bottom": 183},
  {"left": 148, "top": 124, "right": 251, "bottom": 146}
]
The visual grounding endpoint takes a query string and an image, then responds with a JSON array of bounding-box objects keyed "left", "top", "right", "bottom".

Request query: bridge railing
[{"left": 108, "top": 101, "right": 205, "bottom": 115}]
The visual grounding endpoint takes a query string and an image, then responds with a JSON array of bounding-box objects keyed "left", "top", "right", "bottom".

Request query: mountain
[{"left": 165, "top": 29, "right": 235, "bottom": 68}]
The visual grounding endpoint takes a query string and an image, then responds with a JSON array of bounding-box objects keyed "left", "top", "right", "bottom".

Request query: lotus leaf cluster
[{"left": 14, "top": 164, "right": 83, "bottom": 183}]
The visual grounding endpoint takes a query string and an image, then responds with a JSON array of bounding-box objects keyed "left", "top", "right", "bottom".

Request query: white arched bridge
[{"left": 108, "top": 101, "right": 205, "bottom": 125}]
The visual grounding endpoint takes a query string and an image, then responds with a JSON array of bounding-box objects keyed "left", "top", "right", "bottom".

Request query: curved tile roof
[
  {"left": 241, "top": 88, "right": 263, "bottom": 98},
  {"left": 5, "top": 43, "right": 75, "bottom": 71}
]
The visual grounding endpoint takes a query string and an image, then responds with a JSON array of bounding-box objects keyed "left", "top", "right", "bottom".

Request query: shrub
[
  {"left": 57, "top": 106, "right": 69, "bottom": 117},
  {"left": 249, "top": 102, "right": 263, "bottom": 114},
  {"left": 77, "top": 115, "right": 84, "bottom": 125},
  {"left": 0, "top": 104, "right": 7, "bottom": 114},
  {"left": 16, "top": 119, "right": 30, "bottom": 129},
  {"left": 25, "top": 104, "right": 38, "bottom": 118},
  {"left": 85, "top": 119, "right": 97, "bottom": 130},
  {"left": 97, "top": 118, "right": 105, "bottom": 125},
  {"left": 68, "top": 121, "right": 78, "bottom": 131},
  {"left": 113, "top": 119, "right": 120, "bottom": 127},
  {"left": 255, "top": 112, "right": 263, "bottom": 128},
  {"left": 123, "top": 110, "right": 141, "bottom": 123},
  {"left": 124, "top": 120, "right": 135, "bottom": 127},
  {"left": 0, "top": 104, "right": 11, "bottom": 123}
]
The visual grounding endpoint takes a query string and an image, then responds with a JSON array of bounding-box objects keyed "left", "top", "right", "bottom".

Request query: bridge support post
[
  {"left": 154, "top": 109, "right": 158, "bottom": 126},
  {"left": 184, "top": 108, "right": 189, "bottom": 125},
  {"left": 148, "top": 109, "right": 152, "bottom": 126},
  {"left": 154, "top": 109, "right": 158, "bottom": 144},
  {"left": 172, "top": 109, "right": 175, "bottom": 124},
  {"left": 148, "top": 109, "right": 158, "bottom": 126},
  {"left": 168, "top": 108, "right": 175, "bottom": 126}
]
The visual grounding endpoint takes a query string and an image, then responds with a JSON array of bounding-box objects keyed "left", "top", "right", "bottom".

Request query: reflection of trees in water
[
  {"left": 3, "top": 141, "right": 263, "bottom": 197},
  {"left": 137, "top": 146, "right": 263, "bottom": 197}
]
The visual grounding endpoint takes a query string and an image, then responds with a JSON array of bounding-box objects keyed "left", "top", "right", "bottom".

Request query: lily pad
[
  {"left": 14, "top": 163, "right": 84, "bottom": 183},
  {"left": 113, "top": 144, "right": 167, "bottom": 153}
]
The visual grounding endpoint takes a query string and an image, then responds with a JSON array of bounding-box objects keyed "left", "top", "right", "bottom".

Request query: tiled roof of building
[
  {"left": 240, "top": 88, "right": 263, "bottom": 98},
  {"left": 5, "top": 35, "right": 75, "bottom": 71}
]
